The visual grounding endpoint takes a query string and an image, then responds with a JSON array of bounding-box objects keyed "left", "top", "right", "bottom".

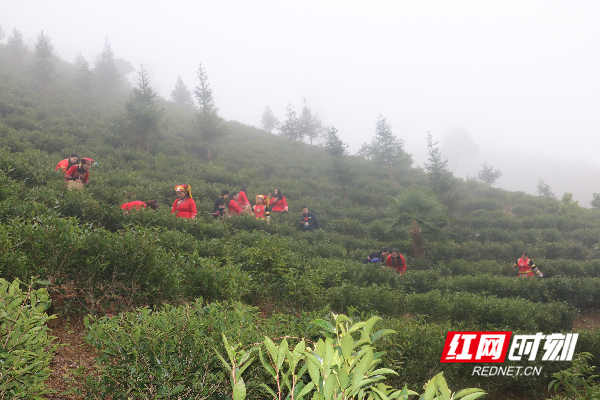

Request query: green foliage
[
  {"left": 83, "top": 300, "right": 321, "bottom": 399},
  {"left": 548, "top": 352, "right": 600, "bottom": 400},
  {"left": 0, "top": 278, "right": 57, "bottom": 399}
]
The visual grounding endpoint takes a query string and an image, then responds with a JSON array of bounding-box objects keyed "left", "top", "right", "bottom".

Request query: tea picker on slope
[
  {"left": 386, "top": 248, "right": 407, "bottom": 274},
  {"left": 65, "top": 157, "right": 95, "bottom": 188},
  {"left": 172, "top": 184, "right": 196, "bottom": 219},
  {"left": 513, "top": 252, "right": 543, "bottom": 278},
  {"left": 211, "top": 189, "right": 230, "bottom": 218},
  {"left": 55, "top": 153, "right": 79, "bottom": 172},
  {"left": 364, "top": 247, "right": 390, "bottom": 264},
  {"left": 300, "top": 205, "right": 319, "bottom": 232}
]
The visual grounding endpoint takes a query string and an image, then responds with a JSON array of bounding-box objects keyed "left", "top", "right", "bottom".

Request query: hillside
[{"left": 2, "top": 35, "right": 600, "bottom": 399}]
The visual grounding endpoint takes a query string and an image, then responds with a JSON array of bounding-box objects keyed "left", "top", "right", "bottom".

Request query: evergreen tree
[
  {"left": 477, "top": 162, "right": 503, "bottom": 186},
  {"left": 359, "top": 115, "right": 410, "bottom": 180},
  {"left": 537, "top": 179, "right": 556, "bottom": 199},
  {"left": 425, "top": 132, "right": 454, "bottom": 197},
  {"left": 0, "top": 25, "right": 5, "bottom": 42},
  {"left": 590, "top": 194, "right": 600, "bottom": 210},
  {"left": 94, "top": 37, "right": 121, "bottom": 95},
  {"left": 170, "top": 76, "right": 193, "bottom": 106},
  {"left": 260, "top": 106, "right": 278, "bottom": 133},
  {"left": 299, "top": 97, "right": 322, "bottom": 145},
  {"left": 74, "top": 52, "right": 95, "bottom": 93},
  {"left": 31, "top": 31, "right": 56, "bottom": 87},
  {"left": 278, "top": 103, "right": 303, "bottom": 153},
  {"left": 322, "top": 126, "right": 352, "bottom": 200},
  {"left": 7, "top": 28, "right": 28, "bottom": 63},
  {"left": 194, "top": 62, "right": 226, "bottom": 163},
  {"left": 124, "top": 66, "right": 163, "bottom": 152}
]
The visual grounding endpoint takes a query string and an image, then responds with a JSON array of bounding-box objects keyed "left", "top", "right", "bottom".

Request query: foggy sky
[{"left": 3, "top": 1, "right": 600, "bottom": 202}]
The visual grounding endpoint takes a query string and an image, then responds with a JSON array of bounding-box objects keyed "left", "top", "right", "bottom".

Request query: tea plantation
[{"left": 1, "top": 35, "right": 600, "bottom": 399}]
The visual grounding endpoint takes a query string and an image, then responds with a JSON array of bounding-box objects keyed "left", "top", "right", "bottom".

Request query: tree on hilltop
[
  {"left": 94, "top": 37, "right": 121, "bottom": 96},
  {"left": 170, "top": 76, "right": 193, "bottom": 106},
  {"left": 591, "top": 193, "right": 600, "bottom": 210},
  {"left": 359, "top": 115, "right": 411, "bottom": 180},
  {"left": 194, "top": 62, "right": 226, "bottom": 163},
  {"left": 299, "top": 98, "right": 323, "bottom": 145},
  {"left": 477, "top": 162, "right": 503, "bottom": 186},
  {"left": 0, "top": 25, "right": 5, "bottom": 42},
  {"left": 7, "top": 28, "right": 28, "bottom": 63},
  {"left": 322, "top": 126, "right": 352, "bottom": 200},
  {"left": 31, "top": 31, "right": 56, "bottom": 87},
  {"left": 74, "top": 52, "right": 95, "bottom": 93},
  {"left": 124, "top": 66, "right": 163, "bottom": 152},
  {"left": 278, "top": 103, "right": 303, "bottom": 154},
  {"left": 261, "top": 106, "right": 278, "bottom": 133},
  {"left": 537, "top": 179, "right": 556, "bottom": 199},
  {"left": 425, "top": 132, "right": 454, "bottom": 196}
]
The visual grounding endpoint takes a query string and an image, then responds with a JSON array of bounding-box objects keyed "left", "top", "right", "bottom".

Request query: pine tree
[
  {"left": 124, "top": 66, "right": 163, "bottom": 152},
  {"left": 425, "top": 132, "right": 454, "bottom": 197},
  {"left": 322, "top": 126, "right": 352, "bottom": 199},
  {"left": 194, "top": 63, "right": 226, "bottom": 163},
  {"left": 94, "top": 37, "right": 121, "bottom": 95},
  {"left": 260, "top": 106, "right": 278, "bottom": 133},
  {"left": 590, "top": 194, "right": 600, "bottom": 210},
  {"left": 0, "top": 25, "right": 5, "bottom": 42},
  {"left": 7, "top": 28, "right": 28, "bottom": 63},
  {"left": 537, "top": 179, "right": 556, "bottom": 199},
  {"left": 477, "top": 162, "right": 503, "bottom": 186},
  {"left": 74, "top": 52, "right": 95, "bottom": 93},
  {"left": 278, "top": 103, "right": 303, "bottom": 154},
  {"left": 31, "top": 31, "right": 56, "bottom": 87},
  {"left": 299, "top": 98, "right": 323, "bottom": 145},
  {"left": 170, "top": 76, "right": 193, "bottom": 106},
  {"left": 358, "top": 115, "right": 410, "bottom": 180}
]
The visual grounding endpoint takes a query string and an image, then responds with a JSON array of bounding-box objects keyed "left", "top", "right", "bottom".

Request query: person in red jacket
[
  {"left": 513, "top": 252, "right": 543, "bottom": 278},
  {"left": 269, "top": 188, "right": 288, "bottom": 213},
  {"left": 228, "top": 191, "right": 243, "bottom": 216},
  {"left": 55, "top": 153, "right": 79, "bottom": 171},
  {"left": 65, "top": 157, "right": 94, "bottom": 185},
  {"left": 239, "top": 185, "right": 251, "bottom": 208},
  {"left": 386, "top": 248, "right": 407, "bottom": 275},
  {"left": 172, "top": 185, "right": 196, "bottom": 219},
  {"left": 121, "top": 200, "right": 160, "bottom": 213}
]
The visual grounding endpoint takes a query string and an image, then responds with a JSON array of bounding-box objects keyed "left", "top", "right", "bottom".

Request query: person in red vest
[
  {"left": 386, "top": 248, "right": 407, "bottom": 275},
  {"left": 172, "top": 185, "right": 196, "bottom": 219},
  {"left": 254, "top": 195, "right": 270, "bottom": 222},
  {"left": 55, "top": 153, "right": 79, "bottom": 171},
  {"left": 121, "top": 200, "right": 160, "bottom": 213},
  {"left": 269, "top": 188, "right": 288, "bottom": 213},
  {"left": 513, "top": 252, "right": 543, "bottom": 278},
  {"left": 65, "top": 157, "right": 94, "bottom": 185}
]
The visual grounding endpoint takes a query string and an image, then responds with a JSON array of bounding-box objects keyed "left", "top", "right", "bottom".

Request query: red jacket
[
  {"left": 386, "top": 254, "right": 406, "bottom": 274},
  {"left": 229, "top": 199, "right": 243, "bottom": 216},
  {"left": 121, "top": 201, "right": 146, "bottom": 210},
  {"left": 65, "top": 165, "right": 89, "bottom": 184},
  {"left": 56, "top": 159, "right": 69, "bottom": 171},
  {"left": 172, "top": 198, "right": 197, "bottom": 219},
  {"left": 239, "top": 191, "right": 251, "bottom": 207},
  {"left": 270, "top": 196, "right": 288, "bottom": 212}
]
